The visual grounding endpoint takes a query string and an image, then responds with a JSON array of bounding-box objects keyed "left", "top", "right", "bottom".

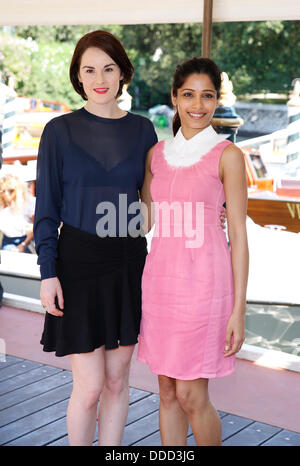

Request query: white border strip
[
  {"left": 238, "top": 343, "right": 300, "bottom": 373},
  {"left": 3, "top": 293, "right": 45, "bottom": 314}
]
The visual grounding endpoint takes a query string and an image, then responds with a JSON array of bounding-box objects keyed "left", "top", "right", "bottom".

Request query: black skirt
[{"left": 40, "top": 224, "right": 147, "bottom": 357}]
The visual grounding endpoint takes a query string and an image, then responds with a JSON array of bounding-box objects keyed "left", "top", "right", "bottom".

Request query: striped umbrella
[{"left": 0, "top": 81, "right": 17, "bottom": 157}]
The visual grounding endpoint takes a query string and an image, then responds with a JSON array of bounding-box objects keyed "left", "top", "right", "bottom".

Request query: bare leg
[
  {"left": 67, "top": 347, "right": 105, "bottom": 446},
  {"left": 158, "top": 375, "right": 189, "bottom": 446},
  {"left": 176, "top": 378, "right": 222, "bottom": 446},
  {"left": 98, "top": 345, "right": 135, "bottom": 446}
]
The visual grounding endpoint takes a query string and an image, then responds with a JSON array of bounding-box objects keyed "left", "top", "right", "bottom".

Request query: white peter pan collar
[{"left": 163, "top": 125, "right": 229, "bottom": 167}]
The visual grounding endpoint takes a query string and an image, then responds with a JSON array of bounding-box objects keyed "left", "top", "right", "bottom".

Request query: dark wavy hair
[
  {"left": 172, "top": 57, "right": 222, "bottom": 136},
  {"left": 69, "top": 30, "right": 134, "bottom": 100}
]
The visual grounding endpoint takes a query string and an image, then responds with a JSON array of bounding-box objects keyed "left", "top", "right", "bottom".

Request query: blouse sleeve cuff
[{"left": 40, "top": 261, "right": 57, "bottom": 280}]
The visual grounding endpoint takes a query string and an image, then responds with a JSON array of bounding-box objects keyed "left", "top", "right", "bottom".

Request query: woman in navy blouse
[{"left": 34, "top": 30, "right": 157, "bottom": 446}]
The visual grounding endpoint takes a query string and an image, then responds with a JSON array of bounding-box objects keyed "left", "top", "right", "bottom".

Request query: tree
[
  {"left": 1, "top": 21, "right": 299, "bottom": 110},
  {"left": 0, "top": 34, "right": 35, "bottom": 91},
  {"left": 117, "top": 23, "right": 203, "bottom": 108},
  {"left": 0, "top": 33, "right": 84, "bottom": 109},
  {"left": 211, "top": 21, "right": 300, "bottom": 96},
  {"left": 116, "top": 21, "right": 300, "bottom": 107}
]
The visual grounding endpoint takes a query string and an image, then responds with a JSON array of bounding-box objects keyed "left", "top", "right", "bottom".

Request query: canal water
[{"left": 245, "top": 303, "right": 300, "bottom": 356}]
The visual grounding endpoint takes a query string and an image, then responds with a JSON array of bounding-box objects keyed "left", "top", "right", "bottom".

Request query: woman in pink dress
[{"left": 137, "top": 57, "right": 249, "bottom": 446}]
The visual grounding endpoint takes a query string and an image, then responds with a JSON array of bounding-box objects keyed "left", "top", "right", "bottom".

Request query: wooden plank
[
  {"left": 107, "top": 410, "right": 226, "bottom": 446},
  {"left": 0, "top": 355, "right": 24, "bottom": 369},
  {"left": 0, "top": 382, "right": 72, "bottom": 427},
  {"left": 220, "top": 414, "right": 254, "bottom": 441},
  {"left": 95, "top": 392, "right": 159, "bottom": 445},
  {"left": 0, "top": 360, "right": 42, "bottom": 384},
  {"left": 0, "top": 369, "right": 71, "bottom": 409},
  {"left": 181, "top": 413, "right": 253, "bottom": 446},
  {"left": 0, "top": 398, "right": 69, "bottom": 445},
  {"left": 187, "top": 435, "right": 196, "bottom": 446},
  {"left": 122, "top": 411, "right": 159, "bottom": 446},
  {"left": 261, "top": 429, "right": 300, "bottom": 446},
  {"left": 222, "top": 421, "right": 281, "bottom": 446},
  {"left": 5, "top": 417, "right": 68, "bottom": 446},
  {"left": 1, "top": 356, "right": 295, "bottom": 447},
  {"left": 5, "top": 388, "right": 158, "bottom": 446},
  {"left": 135, "top": 412, "right": 231, "bottom": 446},
  {"left": 247, "top": 198, "right": 300, "bottom": 233},
  {"left": 48, "top": 434, "right": 69, "bottom": 446},
  {"left": 126, "top": 394, "right": 159, "bottom": 425},
  {"left": 129, "top": 387, "right": 152, "bottom": 404},
  {"left": 134, "top": 429, "right": 161, "bottom": 446},
  {"left": 11, "top": 411, "right": 290, "bottom": 447}
]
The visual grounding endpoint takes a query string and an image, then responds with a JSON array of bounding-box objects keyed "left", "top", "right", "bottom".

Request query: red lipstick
[{"left": 94, "top": 88, "right": 109, "bottom": 94}]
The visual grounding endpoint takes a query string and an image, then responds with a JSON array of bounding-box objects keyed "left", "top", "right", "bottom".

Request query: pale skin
[
  {"left": 13, "top": 229, "right": 33, "bottom": 252},
  {"left": 40, "top": 46, "right": 134, "bottom": 446},
  {"left": 0, "top": 187, "right": 34, "bottom": 252},
  {"left": 141, "top": 72, "right": 249, "bottom": 446}
]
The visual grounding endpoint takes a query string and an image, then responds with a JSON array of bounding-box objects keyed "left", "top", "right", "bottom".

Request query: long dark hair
[
  {"left": 171, "top": 57, "right": 222, "bottom": 136},
  {"left": 70, "top": 30, "right": 134, "bottom": 100}
]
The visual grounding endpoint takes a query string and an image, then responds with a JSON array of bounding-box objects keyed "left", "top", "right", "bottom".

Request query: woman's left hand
[{"left": 224, "top": 311, "right": 245, "bottom": 357}]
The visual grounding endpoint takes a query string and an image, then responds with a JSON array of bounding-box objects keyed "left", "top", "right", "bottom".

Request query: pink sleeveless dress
[{"left": 137, "top": 130, "right": 236, "bottom": 380}]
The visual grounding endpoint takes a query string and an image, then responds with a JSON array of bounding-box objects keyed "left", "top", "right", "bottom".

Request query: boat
[
  {"left": 2, "top": 97, "right": 70, "bottom": 165},
  {"left": 2, "top": 103, "right": 300, "bottom": 233},
  {"left": 239, "top": 131, "right": 300, "bottom": 233},
  {"left": 211, "top": 71, "right": 300, "bottom": 233}
]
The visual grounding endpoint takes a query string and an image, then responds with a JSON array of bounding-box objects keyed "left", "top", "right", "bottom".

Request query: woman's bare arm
[
  {"left": 220, "top": 144, "right": 249, "bottom": 356},
  {"left": 140, "top": 146, "right": 155, "bottom": 235}
]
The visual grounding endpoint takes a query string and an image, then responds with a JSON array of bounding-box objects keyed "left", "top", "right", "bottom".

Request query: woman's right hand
[{"left": 40, "top": 277, "right": 64, "bottom": 317}]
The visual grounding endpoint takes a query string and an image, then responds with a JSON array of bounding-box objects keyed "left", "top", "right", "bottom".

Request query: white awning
[{"left": 1, "top": 0, "right": 300, "bottom": 26}]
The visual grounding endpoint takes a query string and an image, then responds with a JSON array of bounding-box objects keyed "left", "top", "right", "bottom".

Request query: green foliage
[
  {"left": 1, "top": 21, "right": 299, "bottom": 110},
  {"left": 0, "top": 34, "right": 35, "bottom": 90},
  {"left": 28, "top": 41, "right": 84, "bottom": 109},
  {"left": 13, "top": 25, "right": 93, "bottom": 43},
  {"left": 116, "top": 23, "right": 203, "bottom": 108},
  {"left": 113, "top": 21, "right": 299, "bottom": 107},
  {"left": 211, "top": 21, "right": 300, "bottom": 96},
  {"left": 0, "top": 32, "right": 84, "bottom": 109}
]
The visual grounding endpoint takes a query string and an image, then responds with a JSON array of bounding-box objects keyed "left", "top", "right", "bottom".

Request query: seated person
[{"left": 0, "top": 173, "right": 35, "bottom": 253}]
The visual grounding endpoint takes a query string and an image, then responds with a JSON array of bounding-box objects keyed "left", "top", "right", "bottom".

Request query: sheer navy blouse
[{"left": 34, "top": 108, "right": 158, "bottom": 280}]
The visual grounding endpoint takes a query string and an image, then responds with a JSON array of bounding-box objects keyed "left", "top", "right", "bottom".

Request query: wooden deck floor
[{"left": 1, "top": 355, "right": 300, "bottom": 447}]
